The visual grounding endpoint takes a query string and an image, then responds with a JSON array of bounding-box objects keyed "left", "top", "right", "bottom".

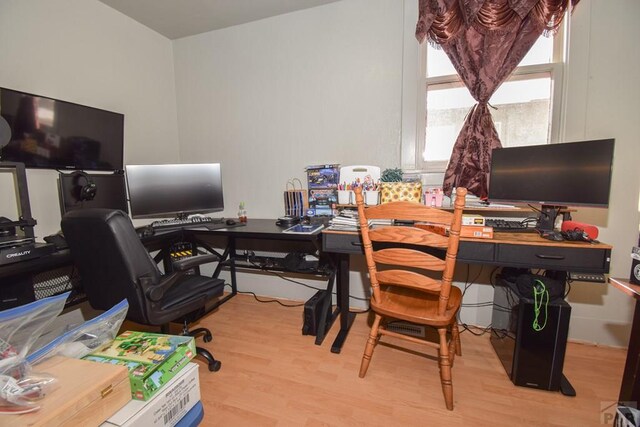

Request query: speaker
[
  {"left": 561, "top": 220, "right": 599, "bottom": 240},
  {"left": 491, "top": 279, "right": 571, "bottom": 392},
  {"left": 71, "top": 171, "right": 97, "bottom": 201}
]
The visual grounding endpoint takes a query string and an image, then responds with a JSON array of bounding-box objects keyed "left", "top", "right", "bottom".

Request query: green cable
[{"left": 532, "top": 279, "right": 548, "bottom": 331}]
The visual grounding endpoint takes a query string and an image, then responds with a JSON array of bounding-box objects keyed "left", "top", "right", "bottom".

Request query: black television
[
  {"left": 58, "top": 172, "right": 129, "bottom": 216},
  {"left": 488, "top": 138, "right": 614, "bottom": 230},
  {"left": 125, "top": 163, "right": 224, "bottom": 219},
  {"left": 0, "top": 87, "right": 124, "bottom": 171}
]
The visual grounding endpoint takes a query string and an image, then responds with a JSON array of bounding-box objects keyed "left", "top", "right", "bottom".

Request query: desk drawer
[
  {"left": 458, "top": 241, "right": 495, "bottom": 264},
  {"left": 496, "top": 244, "right": 610, "bottom": 272},
  {"left": 323, "top": 233, "right": 363, "bottom": 254}
]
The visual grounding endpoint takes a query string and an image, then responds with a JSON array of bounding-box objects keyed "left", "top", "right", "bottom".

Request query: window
[{"left": 411, "top": 27, "right": 566, "bottom": 172}]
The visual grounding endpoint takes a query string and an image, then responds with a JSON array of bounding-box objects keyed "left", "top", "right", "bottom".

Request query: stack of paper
[
  {"left": 328, "top": 214, "right": 359, "bottom": 231},
  {"left": 327, "top": 212, "right": 393, "bottom": 231}
]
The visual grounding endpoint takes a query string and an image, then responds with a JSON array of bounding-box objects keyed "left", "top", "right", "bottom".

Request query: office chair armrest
[
  {"left": 172, "top": 254, "right": 219, "bottom": 271},
  {"left": 143, "top": 254, "right": 220, "bottom": 303},
  {"left": 139, "top": 274, "right": 170, "bottom": 303}
]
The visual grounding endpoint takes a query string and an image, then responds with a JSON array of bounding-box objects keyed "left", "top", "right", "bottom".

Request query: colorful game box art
[
  {"left": 83, "top": 331, "right": 196, "bottom": 401},
  {"left": 306, "top": 164, "right": 339, "bottom": 216}
]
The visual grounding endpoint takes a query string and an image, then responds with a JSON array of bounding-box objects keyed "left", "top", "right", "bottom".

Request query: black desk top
[{"left": 186, "top": 218, "right": 323, "bottom": 241}]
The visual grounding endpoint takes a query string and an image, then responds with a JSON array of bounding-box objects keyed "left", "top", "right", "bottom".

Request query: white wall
[
  {"left": 0, "top": 0, "right": 179, "bottom": 236},
  {"left": 173, "top": 0, "right": 404, "bottom": 304},
  {"left": 173, "top": 0, "right": 403, "bottom": 219}
]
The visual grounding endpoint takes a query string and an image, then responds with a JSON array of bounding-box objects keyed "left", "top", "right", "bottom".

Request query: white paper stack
[{"left": 327, "top": 212, "right": 392, "bottom": 231}]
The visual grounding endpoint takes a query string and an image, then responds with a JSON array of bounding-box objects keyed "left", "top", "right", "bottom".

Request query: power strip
[{"left": 569, "top": 272, "right": 606, "bottom": 283}]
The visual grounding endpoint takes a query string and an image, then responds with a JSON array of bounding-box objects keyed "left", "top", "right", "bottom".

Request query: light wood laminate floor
[{"left": 185, "top": 294, "right": 626, "bottom": 426}]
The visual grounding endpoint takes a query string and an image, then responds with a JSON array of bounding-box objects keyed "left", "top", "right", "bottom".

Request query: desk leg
[
  {"left": 619, "top": 301, "right": 640, "bottom": 403},
  {"left": 227, "top": 237, "right": 238, "bottom": 296},
  {"left": 204, "top": 237, "right": 237, "bottom": 313},
  {"left": 330, "top": 253, "right": 356, "bottom": 354},
  {"left": 314, "top": 269, "right": 337, "bottom": 346}
]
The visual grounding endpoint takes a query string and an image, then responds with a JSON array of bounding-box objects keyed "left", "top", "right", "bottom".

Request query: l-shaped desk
[{"left": 0, "top": 220, "right": 612, "bottom": 356}]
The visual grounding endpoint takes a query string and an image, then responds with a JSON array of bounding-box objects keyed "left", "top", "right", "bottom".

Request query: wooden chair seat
[{"left": 372, "top": 285, "right": 462, "bottom": 327}]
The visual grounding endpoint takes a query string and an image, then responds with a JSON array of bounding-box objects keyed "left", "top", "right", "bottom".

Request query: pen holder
[
  {"left": 337, "top": 190, "right": 353, "bottom": 205},
  {"left": 363, "top": 190, "right": 380, "bottom": 206}
]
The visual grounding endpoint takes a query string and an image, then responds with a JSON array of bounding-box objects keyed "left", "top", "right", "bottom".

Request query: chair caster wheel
[
  {"left": 209, "top": 360, "right": 221, "bottom": 372},
  {"left": 203, "top": 332, "right": 213, "bottom": 343}
]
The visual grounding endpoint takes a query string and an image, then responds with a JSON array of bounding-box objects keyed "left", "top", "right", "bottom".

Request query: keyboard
[
  {"left": 484, "top": 219, "right": 536, "bottom": 233},
  {"left": 151, "top": 216, "right": 223, "bottom": 230}
]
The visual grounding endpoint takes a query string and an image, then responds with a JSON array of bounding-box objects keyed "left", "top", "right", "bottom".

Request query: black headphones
[{"left": 71, "top": 171, "right": 97, "bottom": 201}]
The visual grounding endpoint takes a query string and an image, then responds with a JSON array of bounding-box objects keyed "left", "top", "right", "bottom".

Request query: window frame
[{"left": 402, "top": 17, "right": 568, "bottom": 174}]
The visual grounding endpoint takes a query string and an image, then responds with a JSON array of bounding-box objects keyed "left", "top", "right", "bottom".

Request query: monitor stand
[{"left": 535, "top": 205, "right": 565, "bottom": 232}]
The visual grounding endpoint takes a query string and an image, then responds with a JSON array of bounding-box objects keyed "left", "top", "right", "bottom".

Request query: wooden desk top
[
  {"left": 609, "top": 277, "right": 640, "bottom": 300},
  {"left": 464, "top": 232, "right": 613, "bottom": 249},
  {"left": 323, "top": 228, "right": 612, "bottom": 250}
]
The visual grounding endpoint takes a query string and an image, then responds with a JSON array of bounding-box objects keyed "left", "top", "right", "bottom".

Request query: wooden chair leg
[
  {"left": 438, "top": 328, "right": 454, "bottom": 410},
  {"left": 448, "top": 327, "right": 456, "bottom": 366},
  {"left": 452, "top": 320, "right": 462, "bottom": 357},
  {"left": 359, "top": 313, "right": 382, "bottom": 378}
]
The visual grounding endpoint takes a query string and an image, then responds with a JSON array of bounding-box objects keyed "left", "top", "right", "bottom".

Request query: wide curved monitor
[{"left": 126, "top": 163, "right": 224, "bottom": 219}]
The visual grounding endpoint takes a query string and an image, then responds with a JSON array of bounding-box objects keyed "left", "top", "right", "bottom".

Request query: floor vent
[{"left": 386, "top": 321, "right": 427, "bottom": 339}]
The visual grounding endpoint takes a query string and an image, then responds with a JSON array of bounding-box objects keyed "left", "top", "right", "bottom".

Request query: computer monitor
[
  {"left": 488, "top": 138, "right": 614, "bottom": 231},
  {"left": 58, "top": 172, "right": 129, "bottom": 215},
  {"left": 125, "top": 163, "right": 224, "bottom": 219}
]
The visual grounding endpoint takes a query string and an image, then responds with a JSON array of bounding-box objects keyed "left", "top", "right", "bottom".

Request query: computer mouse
[
  {"left": 541, "top": 230, "right": 563, "bottom": 241},
  {"left": 225, "top": 219, "right": 237, "bottom": 226}
]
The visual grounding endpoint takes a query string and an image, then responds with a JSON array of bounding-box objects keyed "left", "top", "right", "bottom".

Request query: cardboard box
[
  {"left": 462, "top": 214, "right": 485, "bottom": 226},
  {"left": 83, "top": 331, "right": 196, "bottom": 401},
  {"left": 4, "top": 356, "right": 131, "bottom": 427},
  {"left": 306, "top": 164, "right": 340, "bottom": 216},
  {"left": 414, "top": 223, "right": 494, "bottom": 239},
  {"left": 460, "top": 225, "right": 494, "bottom": 239},
  {"left": 101, "top": 363, "right": 200, "bottom": 427}
]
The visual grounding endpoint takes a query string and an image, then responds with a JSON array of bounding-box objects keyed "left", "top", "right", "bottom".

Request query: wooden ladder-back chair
[{"left": 354, "top": 186, "right": 467, "bottom": 410}]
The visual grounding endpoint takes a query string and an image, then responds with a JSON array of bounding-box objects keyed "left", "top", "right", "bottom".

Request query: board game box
[{"left": 83, "top": 331, "right": 196, "bottom": 401}]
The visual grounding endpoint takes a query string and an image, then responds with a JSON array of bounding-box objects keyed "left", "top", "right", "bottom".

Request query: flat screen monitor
[
  {"left": 58, "top": 172, "right": 129, "bottom": 216},
  {"left": 125, "top": 163, "right": 224, "bottom": 219},
  {"left": 488, "top": 138, "right": 614, "bottom": 230},
  {"left": 0, "top": 87, "right": 124, "bottom": 171}
]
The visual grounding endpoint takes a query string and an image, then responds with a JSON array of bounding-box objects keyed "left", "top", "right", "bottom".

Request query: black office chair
[{"left": 61, "top": 208, "right": 224, "bottom": 371}]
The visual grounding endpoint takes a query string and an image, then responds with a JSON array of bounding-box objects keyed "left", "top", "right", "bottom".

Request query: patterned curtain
[{"left": 416, "top": 0, "right": 579, "bottom": 198}]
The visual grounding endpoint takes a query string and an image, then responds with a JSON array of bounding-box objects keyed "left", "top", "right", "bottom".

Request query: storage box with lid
[{"left": 3, "top": 356, "right": 131, "bottom": 427}]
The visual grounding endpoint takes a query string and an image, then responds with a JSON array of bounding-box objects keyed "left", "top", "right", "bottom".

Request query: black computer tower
[{"left": 490, "top": 280, "right": 571, "bottom": 391}]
